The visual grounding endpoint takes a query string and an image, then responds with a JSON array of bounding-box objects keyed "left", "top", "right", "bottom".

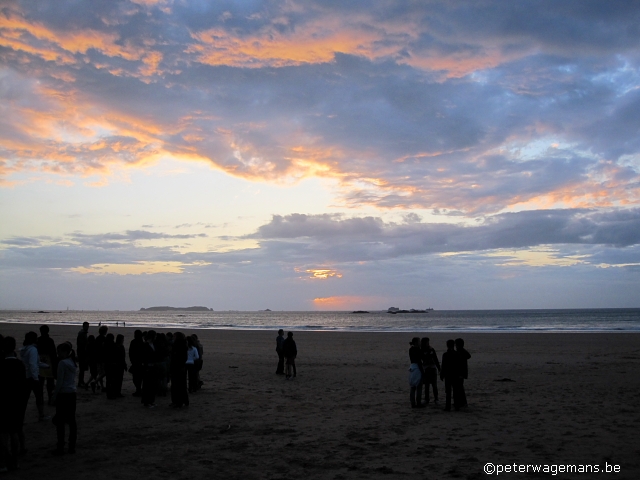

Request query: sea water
[{"left": 1, "top": 309, "right": 640, "bottom": 332}]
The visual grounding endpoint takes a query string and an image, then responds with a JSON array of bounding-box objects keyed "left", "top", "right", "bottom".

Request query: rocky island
[
  {"left": 140, "top": 306, "right": 213, "bottom": 311},
  {"left": 387, "top": 307, "right": 432, "bottom": 314}
]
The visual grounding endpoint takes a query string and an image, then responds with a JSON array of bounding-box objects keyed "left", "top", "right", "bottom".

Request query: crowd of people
[
  {"left": 1, "top": 323, "right": 472, "bottom": 472},
  {"left": 408, "top": 336, "right": 471, "bottom": 411},
  {"left": 0, "top": 323, "right": 206, "bottom": 472}
]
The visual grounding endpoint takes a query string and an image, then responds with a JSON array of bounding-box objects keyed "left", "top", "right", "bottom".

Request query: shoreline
[{"left": 3, "top": 321, "right": 640, "bottom": 334}]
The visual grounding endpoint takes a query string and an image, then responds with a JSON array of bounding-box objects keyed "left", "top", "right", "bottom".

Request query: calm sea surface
[{"left": 1, "top": 309, "right": 640, "bottom": 333}]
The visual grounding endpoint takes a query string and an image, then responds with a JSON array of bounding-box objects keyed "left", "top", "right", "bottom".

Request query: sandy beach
[{"left": 1, "top": 324, "right": 639, "bottom": 479}]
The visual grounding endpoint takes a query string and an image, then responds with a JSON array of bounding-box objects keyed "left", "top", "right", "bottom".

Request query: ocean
[{"left": 1, "top": 309, "right": 640, "bottom": 333}]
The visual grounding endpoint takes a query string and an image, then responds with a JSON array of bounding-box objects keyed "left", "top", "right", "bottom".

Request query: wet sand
[{"left": 1, "top": 324, "right": 639, "bottom": 479}]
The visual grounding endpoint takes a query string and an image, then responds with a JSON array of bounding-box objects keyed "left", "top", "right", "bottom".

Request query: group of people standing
[
  {"left": 0, "top": 323, "right": 206, "bottom": 472},
  {"left": 2, "top": 322, "right": 473, "bottom": 472},
  {"left": 275, "top": 329, "right": 297, "bottom": 379},
  {"left": 408, "top": 337, "right": 471, "bottom": 411},
  {"left": 75, "top": 323, "right": 204, "bottom": 408},
  {"left": 0, "top": 328, "right": 79, "bottom": 471}
]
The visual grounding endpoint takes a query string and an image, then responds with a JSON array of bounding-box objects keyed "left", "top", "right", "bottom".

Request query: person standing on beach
[
  {"left": 420, "top": 337, "right": 440, "bottom": 405},
  {"left": 275, "top": 329, "right": 285, "bottom": 375},
  {"left": 76, "top": 322, "right": 89, "bottom": 388},
  {"left": 51, "top": 342, "right": 77, "bottom": 455},
  {"left": 85, "top": 336, "right": 99, "bottom": 393},
  {"left": 408, "top": 337, "right": 424, "bottom": 408},
  {"left": 191, "top": 334, "right": 204, "bottom": 391},
  {"left": 141, "top": 330, "right": 158, "bottom": 408},
  {"left": 93, "top": 326, "right": 108, "bottom": 392},
  {"left": 185, "top": 336, "right": 200, "bottom": 393},
  {"left": 282, "top": 332, "right": 297, "bottom": 380},
  {"left": 169, "top": 332, "right": 189, "bottom": 408},
  {"left": 20, "top": 332, "right": 47, "bottom": 421},
  {"left": 0, "top": 336, "right": 27, "bottom": 472},
  {"left": 107, "top": 335, "right": 127, "bottom": 399},
  {"left": 455, "top": 338, "right": 470, "bottom": 409},
  {"left": 103, "top": 334, "right": 116, "bottom": 397},
  {"left": 440, "top": 339, "right": 462, "bottom": 411},
  {"left": 128, "top": 330, "right": 144, "bottom": 397},
  {"left": 37, "top": 325, "right": 58, "bottom": 406}
]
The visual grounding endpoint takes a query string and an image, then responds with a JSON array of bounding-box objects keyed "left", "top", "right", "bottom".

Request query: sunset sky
[{"left": 1, "top": 1, "right": 639, "bottom": 311}]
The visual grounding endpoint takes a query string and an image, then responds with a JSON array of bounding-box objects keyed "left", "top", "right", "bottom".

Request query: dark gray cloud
[
  {"left": 70, "top": 230, "right": 207, "bottom": 243},
  {"left": 3, "top": 209, "right": 639, "bottom": 272},
  {"left": 246, "top": 209, "right": 640, "bottom": 262}
]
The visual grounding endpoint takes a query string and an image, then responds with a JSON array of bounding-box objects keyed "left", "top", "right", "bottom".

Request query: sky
[{"left": 1, "top": 0, "right": 640, "bottom": 311}]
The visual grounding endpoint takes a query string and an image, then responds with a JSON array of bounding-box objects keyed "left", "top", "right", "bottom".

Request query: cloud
[
  {"left": 246, "top": 209, "right": 640, "bottom": 264},
  {"left": 1, "top": 1, "right": 640, "bottom": 215},
  {"left": 3, "top": 209, "right": 639, "bottom": 275}
]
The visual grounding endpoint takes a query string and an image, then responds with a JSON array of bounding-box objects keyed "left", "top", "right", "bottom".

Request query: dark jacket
[
  {"left": 77, "top": 329, "right": 88, "bottom": 359},
  {"left": 0, "top": 356, "right": 27, "bottom": 432},
  {"left": 409, "top": 345, "right": 423, "bottom": 374},
  {"left": 457, "top": 347, "right": 471, "bottom": 379},
  {"left": 129, "top": 338, "right": 144, "bottom": 365},
  {"left": 95, "top": 334, "right": 107, "bottom": 363},
  {"left": 422, "top": 346, "right": 441, "bottom": 372},
  {"left": 170, "top": 340, "right": 188, "bottom": 372},
  {"left": 37, "top": 333, "right": 58, "bottom": 376},
  {"left": 282, "top": 338, "right": 297, "bottom": 358},
  {"left": 107, "top": 343, "right": 127, "bottom": 372},
  {"left": 142, "top": 342, "right": 158, "bottom": 366},
  {"left": 440, "top": 349, "right": 459, "bottom": 380}
]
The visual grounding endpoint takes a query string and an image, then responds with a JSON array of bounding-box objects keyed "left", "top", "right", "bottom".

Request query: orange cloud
[
  {"left": 0, "top": 6, "right": 164, "bottom": 79},
  {"left": 188, "top": 24, "right": 389, "bottom": 68},
  {"left": 184, "top": 12, "right": 526, "bottom": 78},
  {"left": 306, "top": 269, "right": 343, "bottom": 279}
]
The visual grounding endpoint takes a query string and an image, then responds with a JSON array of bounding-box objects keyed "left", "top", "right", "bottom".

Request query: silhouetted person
[
  {"left": 141, "top": 330, "right": 158, "bottom": 408},
  {"left": 103, "top": 334, "right": 116, "bottom": 397},
  {"left": 0, "top": 336, "right": 27, "bottom": 472},
  {"left": 170, "top": 333, "right": 189, "bottom": 408},
  {"left": 37, "top": 325, "right": 57, "bottom": 405},
  {"left": 441, "top": 339, "right": 463, "bottom": 411},
  {"left": 420, "top": 337, "right": 440, "bottom": 405},
  {"left": 275, "top": 329, "right": 285, "bottom": 375},
  {"left": 191, "top": 334, "right": 204, "bottom": 390},
  {"left": 186, "top": 337, "right": 200, "bottom": 393},
  {"left": 93, "top": 326, "right": 108, "bottom": 392},
  {"left": 107, "top": 335, "right": 127, "bottom": 399},
  {"left": 455, "top": 338, "right": 471, "bottom": 409},
  {"left": 155, "top": 333, "right": 173, "bottom": 397},
  {"left": 408, "top": 337, "right": 424, "bottom": 408},
  {"left": 128, "top": 330, "right": 144, "bottom": 396},
  {"left": 85, "top": 336, "right": 98, "bottom": 393},
  {"left": 282, "top": 332, "right": 297, "bottom": 380},
  {"left": 155, "top": 333, "right": 169, "bottom": 397},
  {"left": 51, "top": 342, "right": 77, "bottom": 455},
  {"left": 76, "top": 322, "right": 89, "bottom": 388},
  {"left": 20, "top": 332, "right": 46, "bottom": 421}
]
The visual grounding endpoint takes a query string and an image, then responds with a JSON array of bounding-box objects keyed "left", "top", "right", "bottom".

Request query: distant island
[
  {"left": 140, "top": 306, "right": 212, "bottom": 312},
  {"left": 387, "top": 307, "right": 432, "bottom": 314}
]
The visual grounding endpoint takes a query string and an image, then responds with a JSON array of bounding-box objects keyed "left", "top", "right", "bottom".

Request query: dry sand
[{"left": 1, "top": 324, "right": 639, "bottom": 479}]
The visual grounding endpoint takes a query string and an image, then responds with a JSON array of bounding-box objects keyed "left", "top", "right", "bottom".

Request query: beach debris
[
  {"left": 228, "top": 366, "right": 238, "bottom": 369},
  {"left": 220, "top": 424, "right": 231, "bottom": 433},
  {"left": 494, "top": 378, "right": 516, "bottom": 382}
]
